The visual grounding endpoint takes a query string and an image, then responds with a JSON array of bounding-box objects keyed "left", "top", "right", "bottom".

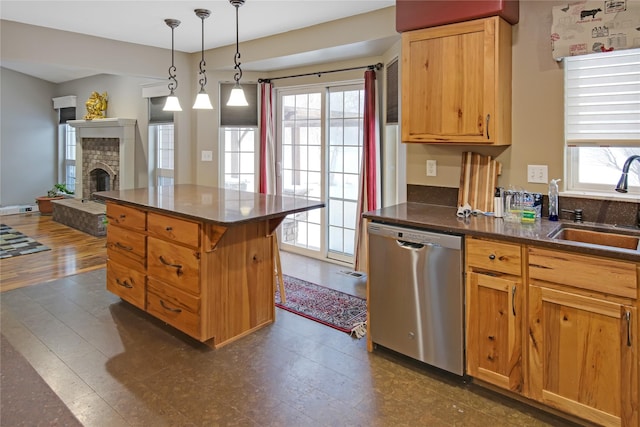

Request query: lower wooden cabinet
[
  {"left": 466, "top": 237, "right": 524, "bottom": 393},
  {"left": 466, "top": 271, "right": 523, "bottom": 392},
  {"left": 528, "top": 284, "right": 637, "bottom": 427},
  {"left": 465, "top": 238, "right": 639, "bottom": 426}
]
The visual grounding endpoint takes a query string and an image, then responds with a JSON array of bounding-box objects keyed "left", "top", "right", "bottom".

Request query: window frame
[{"left": 564, "top": 48, "right": 640, "bottom": 195}]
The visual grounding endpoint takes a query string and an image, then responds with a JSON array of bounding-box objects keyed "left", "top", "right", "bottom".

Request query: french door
[{"left": 277, "top": 83, "right": 364, "bottom": 265}]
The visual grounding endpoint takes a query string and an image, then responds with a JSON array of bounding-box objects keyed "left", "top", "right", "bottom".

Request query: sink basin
[{"left": 550, "top": 225, "right": 640, "bottom": 251}]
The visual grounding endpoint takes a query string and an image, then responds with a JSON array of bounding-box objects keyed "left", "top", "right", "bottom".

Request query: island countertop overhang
[{"left": 94, "top": 184, "right": 325, "bottom": 226}]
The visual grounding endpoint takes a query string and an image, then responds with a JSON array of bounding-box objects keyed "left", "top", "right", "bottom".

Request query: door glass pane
[
  {"left": 281, "top": 92, "right": 323, "bottom": 251},
  {"left": 327, "top": 88, "right": 364, "bottom": 260}
]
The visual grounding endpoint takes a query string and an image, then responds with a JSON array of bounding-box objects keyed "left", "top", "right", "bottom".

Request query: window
[
  {"left": 222, "top": 128, "right": 257, "bottom": 191},
  {"left": 56, "top": 106, "right": 76, "bottom": 192},
  {"left": 219, "top": 83, "right": 259, "bottom": 192},
  {"left": 62, "top": 123, "right": 76, "bottom": 192},
  {"left": 149, "top": 97, "right": 174, "bottom": 186},
  {"left": 154, "top": 124, "right": 175, "bottom": 186},
  {"left": 565, "top": 48, "right": 640, "bottom": 193}
]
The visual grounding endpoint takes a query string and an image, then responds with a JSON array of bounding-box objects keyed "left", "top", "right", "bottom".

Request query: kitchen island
[{"left": 94, "top": 184, "right": 324, "bottom": 348}]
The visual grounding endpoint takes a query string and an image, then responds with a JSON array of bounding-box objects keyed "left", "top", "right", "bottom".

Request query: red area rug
[{"left": 275, "top": 275, "right": 367, "bottom": 334}]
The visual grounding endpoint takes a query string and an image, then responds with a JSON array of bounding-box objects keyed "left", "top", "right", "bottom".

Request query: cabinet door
[
  {"left": 467, "top": 271, "right": 523, "bottom": 392},
  {"left": 401, "top": 17, "right": 511, "bottom": 145},
  {"left": 529, "top": 285, "right": 638, "bottom": 427}
]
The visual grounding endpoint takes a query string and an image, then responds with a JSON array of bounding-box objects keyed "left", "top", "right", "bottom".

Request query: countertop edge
[{"left": 364, "top": 205, "right": 640, "bottom": 263}]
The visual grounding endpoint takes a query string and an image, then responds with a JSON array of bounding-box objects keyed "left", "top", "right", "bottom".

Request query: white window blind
[{"left": 565, "top": 48, "right": 640, "bottom": 146}]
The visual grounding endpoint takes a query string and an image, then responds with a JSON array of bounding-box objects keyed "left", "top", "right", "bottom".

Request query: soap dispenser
[{"left": 548, "top": 179, "right": 560, "bottom": 221}]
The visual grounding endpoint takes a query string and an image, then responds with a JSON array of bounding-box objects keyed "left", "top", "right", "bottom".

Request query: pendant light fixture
[
  {"left": 227, "top": 0, "right": 248, "bottom": 106},
  {"left": 193, "top": 9, "right": 213, "bottom": 109},
  {"left": 163, "top": 18, "right": 182, "bottom": 111}
]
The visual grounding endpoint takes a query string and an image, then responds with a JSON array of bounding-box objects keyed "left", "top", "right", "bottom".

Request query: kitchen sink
[{"left": 549, "top": 224, "right": 640, "bottom": 251}]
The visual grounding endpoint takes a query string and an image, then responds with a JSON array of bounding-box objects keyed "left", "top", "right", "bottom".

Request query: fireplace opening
[{"left": 89, "top": 168, "right": 111, "bottom": 199}]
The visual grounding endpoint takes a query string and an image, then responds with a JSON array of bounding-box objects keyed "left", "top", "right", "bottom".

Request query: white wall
[{"left": 0, "top": 68, "right": 57, "bottom": 206}]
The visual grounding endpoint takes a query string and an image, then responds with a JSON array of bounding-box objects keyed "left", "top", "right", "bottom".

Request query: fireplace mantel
[
  {"left": 68, "top": 118, "right": 136, "bottom": 129},
  {"left": 68, "top": 118, "right": 137, "bottom": 199}
]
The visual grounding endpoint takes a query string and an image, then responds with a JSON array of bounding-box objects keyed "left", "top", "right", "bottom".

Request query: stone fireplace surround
[
  {"left": 55, "top": 119, "right": 136, "bottom": 236},
  {"left": 67, "top": 118, "right": 136, "bottom": 200}
]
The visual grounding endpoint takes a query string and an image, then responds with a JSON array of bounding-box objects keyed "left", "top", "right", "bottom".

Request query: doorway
[{"left": 277, "top": 82, "right": 365, "bottom": 265}]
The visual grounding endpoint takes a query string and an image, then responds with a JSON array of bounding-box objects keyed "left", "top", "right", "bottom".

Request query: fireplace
[
  {"left": 82, "top": 138, "right": 119, "bottom": 199},
  {"left": 67, "top": 118, "right": 137, "bottom": 200},
  {"left": 55, "top": 119, "right": 137, "bottom": 235}
]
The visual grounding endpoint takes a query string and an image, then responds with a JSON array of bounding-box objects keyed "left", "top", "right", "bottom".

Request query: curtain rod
[{"left": 258, "top": 62, "right": 383, "bottom": 84}]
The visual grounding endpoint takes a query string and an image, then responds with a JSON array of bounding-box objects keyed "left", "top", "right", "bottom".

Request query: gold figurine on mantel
[{"left": 84, "top": 91, "right": 108, "bottom": 120}]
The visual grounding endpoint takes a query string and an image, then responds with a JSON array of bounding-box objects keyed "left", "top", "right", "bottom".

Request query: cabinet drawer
[
  {"left": 466, "top": 237, "right": 521, "bottom": 276},
  {"left": 528, "top": 246, "right": 637, "bottom": 299},
  {"left": 147, "top": 236, "right": 200, "bottom": 295},
  {"left": 106, "top": 260, "right": 146, "bottom": 310},
  {"left": 147, "top": 277, "right": 200, "bottom": 339},
  {"left": 106, "top": 203, "right": 146, "bottom": 231},
  {"left": 106, "top": 225, "right": 146, "bottom": 268},
  {"left": 148, "top": 212, "right": 200, "bottom": 248}
]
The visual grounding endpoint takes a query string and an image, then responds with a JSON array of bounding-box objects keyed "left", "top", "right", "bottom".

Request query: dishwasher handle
[{"left": 397, "top": 240, "right": 431, "bottom": 249}]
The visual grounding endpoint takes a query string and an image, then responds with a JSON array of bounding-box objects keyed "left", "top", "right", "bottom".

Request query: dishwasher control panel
[{"left": 368, "top": 223, "right": 461, "bottom": 249}]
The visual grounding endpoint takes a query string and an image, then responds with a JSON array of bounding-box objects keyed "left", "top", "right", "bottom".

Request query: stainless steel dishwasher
[{"left": 368, "top": 222, "right": 464, "bottom": 375}]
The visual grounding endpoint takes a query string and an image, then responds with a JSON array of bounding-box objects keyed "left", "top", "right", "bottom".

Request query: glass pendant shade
[
  {"left": 227, "top": 83, "right": 248, "bottom": 106},
  {"left": 193, "top": 89, "right": 213, "bottom": 109},
  {"left": 163, "top": 93, "right": 182, "bottom": 111}
]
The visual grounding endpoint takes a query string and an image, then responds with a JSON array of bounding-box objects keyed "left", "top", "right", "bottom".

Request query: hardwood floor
[{"left": 0, "top": 213, "right": 106, "bottom": 292}]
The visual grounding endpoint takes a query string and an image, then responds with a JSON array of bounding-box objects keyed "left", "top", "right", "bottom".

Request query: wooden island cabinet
[{"left": 97, "top": 185, "right": 324, "bottom": 348}]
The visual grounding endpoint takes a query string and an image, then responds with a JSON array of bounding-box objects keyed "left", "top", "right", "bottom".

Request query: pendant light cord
[
  {"left": 164, "top": 19, "right": 180, "bottom": 93},
  {"left": 198, "top": 13, "right": 207, "bottom": 89},
  {"left": 233, "top": 3, "right": 243, "bottom": 84}
]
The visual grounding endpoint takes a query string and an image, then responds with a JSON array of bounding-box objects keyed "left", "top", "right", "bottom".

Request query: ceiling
[{"left": 0, "top": 0, "right": 397, "bottom": 83}]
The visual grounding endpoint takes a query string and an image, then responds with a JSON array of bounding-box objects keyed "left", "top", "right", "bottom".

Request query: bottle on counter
[
  {"left": 494, "top": 187, "right": 503, "bottom": 218},
  {"left": 548, "top": 178, "right": 560, "bottom": 221}
]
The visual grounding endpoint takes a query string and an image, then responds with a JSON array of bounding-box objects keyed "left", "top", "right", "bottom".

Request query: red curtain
[
  {"left": 259, "top": 82, "right": 276, "bottom": 195},
  {"left": 354, "top": 69, "right": 379, "bottom": 271}
]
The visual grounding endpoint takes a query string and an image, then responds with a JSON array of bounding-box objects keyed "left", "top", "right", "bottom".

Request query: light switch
[
  {"left": 201, "top": 150, "right": 213, "bottom": 162},
  {"left": 527, "top": 165, "right": 548, "bottom": 183}
]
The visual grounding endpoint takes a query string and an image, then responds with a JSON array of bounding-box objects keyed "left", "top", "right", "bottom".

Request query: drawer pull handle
[
  {"left": 159, "top": 256, "right": 183, "bottom": 271},
  {"left": 512, "top": 285, "right": 516, "bottom": 317},
  {"left": 488, "top": 254, "right": 496, "bottom": 260},
  {"left": 116, "top": 278, "right": 133, "bottom": 289},
  {"left": 165, "top": 226, "right": 173, "bottom": 231},
  {"left": 626, "top": 311, "right": 632, "bottom": 347},
  {"left": 160, "top": 300, "right": 182, "bottom": 313},
  {"left": 115, "top": 242, "right": 133, "bottom": 251},
  {"left": 119, "top": 214, "right": 126, "bottom": 219}
]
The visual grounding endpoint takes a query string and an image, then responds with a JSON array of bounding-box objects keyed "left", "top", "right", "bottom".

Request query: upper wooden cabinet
[{"left": 401, "top": 16, "right": 512, "bottom": 145}]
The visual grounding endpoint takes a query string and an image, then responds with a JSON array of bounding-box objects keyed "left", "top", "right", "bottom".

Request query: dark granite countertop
[
  {"left": 94, "top": 184, "right": 325, "bottom": 226},
  {"left": 364, "top": 202, "right": 640, "bottom": 262}
]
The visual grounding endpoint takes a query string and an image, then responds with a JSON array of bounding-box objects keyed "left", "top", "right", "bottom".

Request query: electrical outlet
[
  {"left": 201, "top": 150, "right": 213, "bottom": 162},
  {"left": 426, "top": 160, "right": 437, "bottom": 177},
  {"left": 527, "top": 165, "right": 548, "bottom": 183}
]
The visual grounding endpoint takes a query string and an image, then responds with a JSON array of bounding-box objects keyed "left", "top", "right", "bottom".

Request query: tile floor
[{"left": 0, "top": 252, "right": 582, "bottom": 426}]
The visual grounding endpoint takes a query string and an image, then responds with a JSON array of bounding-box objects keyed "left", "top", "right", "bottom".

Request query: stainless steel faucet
[{"left": 615, "top": 155, "right": 640, "bottom": 193}]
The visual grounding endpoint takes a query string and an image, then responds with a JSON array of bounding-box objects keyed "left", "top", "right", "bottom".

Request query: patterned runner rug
[
  {"left": 276, "top": 275, "right": 367, "bottom": 335},
  {"left": 0, "top": 224, "right": 51, "bottom": 259}
]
